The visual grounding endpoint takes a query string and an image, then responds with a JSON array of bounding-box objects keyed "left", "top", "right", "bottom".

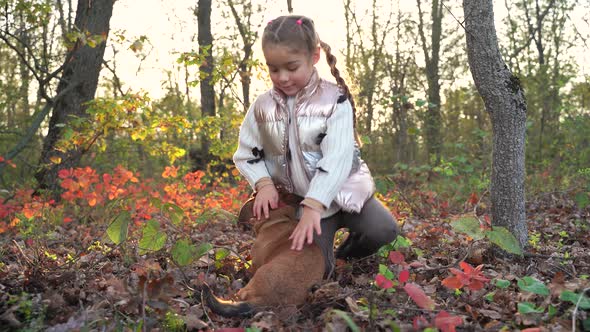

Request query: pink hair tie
[
  {"left": 268, "top": 19, "right": 273, "bottom": 25},
  {"left": 296, "top": 19, "right": 302, "bottom": 25}
]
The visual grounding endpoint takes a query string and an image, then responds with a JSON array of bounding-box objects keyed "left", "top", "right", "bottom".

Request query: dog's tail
[{"left": 201, "top": 284, "right": 256, "bottom": 317}]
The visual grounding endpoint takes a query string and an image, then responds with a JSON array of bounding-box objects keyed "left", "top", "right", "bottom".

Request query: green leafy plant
[{"left": 451, "top": 216, "right": 523, "bottom": 256}]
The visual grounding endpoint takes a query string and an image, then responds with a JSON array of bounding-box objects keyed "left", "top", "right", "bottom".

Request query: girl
[{"left": 233, "top": 15, "right": 398, "bottom": 277}]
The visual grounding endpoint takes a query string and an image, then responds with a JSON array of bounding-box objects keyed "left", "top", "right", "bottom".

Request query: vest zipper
[{"left": 284, "top": 101, "right": 294, "bottom": 192}]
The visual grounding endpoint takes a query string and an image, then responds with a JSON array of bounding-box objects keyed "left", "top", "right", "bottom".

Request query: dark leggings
[{"left": 313, "top": 197, "right": 399, "bottom": 278}]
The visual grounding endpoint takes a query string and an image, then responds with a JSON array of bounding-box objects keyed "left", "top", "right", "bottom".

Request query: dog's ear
[{"left": 237, "top": 198, "right": 256, "bottom": 228}]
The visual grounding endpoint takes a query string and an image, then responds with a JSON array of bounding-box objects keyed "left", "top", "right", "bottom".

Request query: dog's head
[
  {"left": 253, "top": 204, "right": 298, "bottom": 234},
  {"left": 237, "top": 191, "right": 303, "bottom": 225}
]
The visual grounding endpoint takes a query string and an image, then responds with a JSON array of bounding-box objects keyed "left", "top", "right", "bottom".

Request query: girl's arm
[
  {"left": 304, "top": 99, "right": 355, "bottom": 209},
  {"left": 233, "top": 105, "right": 273, "bottom": 190},
  {"left": 291, "top": 99, "right": 355, "bottom": 250}
]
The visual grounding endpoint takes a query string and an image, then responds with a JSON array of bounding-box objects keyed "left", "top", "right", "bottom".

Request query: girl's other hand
[
  {"left": 253, "top": 185, "right": 279, "bottom": 220},
  {"left": 289, "top": 206, "right": 321, "bottom": 251}
]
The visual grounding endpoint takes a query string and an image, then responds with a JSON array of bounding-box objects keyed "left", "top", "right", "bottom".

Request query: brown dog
[{"left": 202, "top": 196, "right": 325, "bottom": 317}]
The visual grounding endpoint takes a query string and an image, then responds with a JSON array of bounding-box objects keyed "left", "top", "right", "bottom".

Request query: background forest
[{"left": 0, "top": 0, "right": 589, "bottom": 331}]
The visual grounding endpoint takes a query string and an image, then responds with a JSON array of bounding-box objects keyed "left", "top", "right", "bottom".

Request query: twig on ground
[
  {"left": 12, "top": 239, "right": 34, "bottom": 266},
  {"left": 417, "top": 245, "right": 472, "bottom": 272},
  {"left": 548, "top": 262, "right": 576, "bottom": 278}
]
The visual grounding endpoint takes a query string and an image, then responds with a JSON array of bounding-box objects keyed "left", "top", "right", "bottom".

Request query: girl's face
[{"left": 263, "top": 44, "right": 320, "bottom": 97}]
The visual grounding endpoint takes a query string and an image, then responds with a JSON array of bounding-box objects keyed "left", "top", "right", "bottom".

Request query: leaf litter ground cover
[{"left": 0, "top": 186, "right": 588, "bottom": 331}]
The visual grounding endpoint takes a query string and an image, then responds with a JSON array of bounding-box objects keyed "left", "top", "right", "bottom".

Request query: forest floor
[{"left": 0, "top": 187, "right": 589, "bottom": 331}]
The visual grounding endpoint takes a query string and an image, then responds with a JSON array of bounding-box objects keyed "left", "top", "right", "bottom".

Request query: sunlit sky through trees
[{"left": 106, "top": 0, "right": 589, "bottom": 99}]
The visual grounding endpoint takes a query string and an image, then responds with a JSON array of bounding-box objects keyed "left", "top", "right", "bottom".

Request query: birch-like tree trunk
[{"left": 463, "top": 0, "right": 528, "bottom": 248}]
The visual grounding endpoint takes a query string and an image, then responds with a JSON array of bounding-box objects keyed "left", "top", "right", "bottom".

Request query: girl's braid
[{"left": 319, "top": 40, "right": 359, "bottom": 135}]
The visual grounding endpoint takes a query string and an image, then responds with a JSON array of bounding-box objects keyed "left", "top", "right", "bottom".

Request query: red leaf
[
  {"left": 459, "top": 261, "right": 474, "bottom": 273},
  {"left": 389, "top": 250, "right": 405, "bottom": 264},
  {"left": 467, "top": 280, "right": 485, "bottom": 291},
  {"left": 399, "top": 269, "right": 410, "bottom": 283},
  {"left": 521, "top": 328, "right": 541, "bottom": 332},
  {"left": 434, "top": 310, "right": 463, "bottom": 332},
  {"left": 444, "top": 262, "right": 490, "bottom": 290},
  {"left": 403, "top": 283, "right": 435, "bottom": 310},
  {"left": 442, "top": 276, "right": 463, "bottom": 290},
  {"left": 468, "top": 192, "right": 479, "bottom": 205},
  {"left": 375, "top": 274, "right": 394, "bottom": 289}
]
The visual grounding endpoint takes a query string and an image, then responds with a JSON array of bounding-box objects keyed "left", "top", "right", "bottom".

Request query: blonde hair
[{"left": 263, "top": 15, "right": 359, "bottom": 133}]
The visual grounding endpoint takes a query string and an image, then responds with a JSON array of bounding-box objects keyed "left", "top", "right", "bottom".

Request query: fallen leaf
[
  {"left": 404, "top": 283, "right": 435, "bottom": 310},
  {"left": 478, "top": 309, "right": 502, "bottom": 320},
  {"left": 376, "top": 274, "right": 394, "bottom": 289},
  {"left": 434, "top": 310, "right": 463, "bottom": 332},
  {"left": 399, "top": 270, "right": 410, "bottom": 283},
  {"left": 389, "top": 250, "right": 405, "bottom": 264}
]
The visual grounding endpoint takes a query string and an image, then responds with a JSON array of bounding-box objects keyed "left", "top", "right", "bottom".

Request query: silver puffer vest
[{"left": 250, "top": 71, "right": 374, "bottom": 213}]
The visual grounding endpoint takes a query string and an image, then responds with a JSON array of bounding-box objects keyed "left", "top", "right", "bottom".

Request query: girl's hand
[
  {"left": 289, "top": 206, "right": 322, "bottom": 250},
  {"left": 253, "top": 185, "right": 279, "bottom": 219}
]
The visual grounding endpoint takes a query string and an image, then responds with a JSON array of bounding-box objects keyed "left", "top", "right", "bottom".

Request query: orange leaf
[
  {"left": 404, "top": 283, "right": 435, "bottom": 310},
  {"left": 459, "top": 261, "right": 474, "bottom": 273},
  {"left": 442, "top": 276, "right": 463, "bottom": 290},
  {"left": 23, "top": 206, "right": 36, "bottom": 219},
  {"left": 162, "top": 166, "right": 178, "bottom": 179}
]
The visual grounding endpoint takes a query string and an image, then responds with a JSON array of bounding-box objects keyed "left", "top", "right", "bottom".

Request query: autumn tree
[
  {"left": 0, "top": 0, "right": 114, "bottom": 192},
  {"left": 0, "top": 0, "right": 65, "bottom": 179},
  {"left": 225, "top": 0, "right": 261, "bottom": 110},
  {"left": 463, "top": 0, "right": 528, "bottom": 248},
  {"left": 34, "top": 0, "right": 115, "bottom": 193},
  {"left": 381, "top": 7, "right": 422, "bottom": 167},
  {"left": 503, "top": 0, "right": 577, "bottom": 163},
  {"left": 195, "top": 0, "right": 216, "bottom": 164},
  {"left": 344, "top": 0, "right": 393, "bottom": 135}
]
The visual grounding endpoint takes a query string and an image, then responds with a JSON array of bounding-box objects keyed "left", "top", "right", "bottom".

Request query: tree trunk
[
  {"left": 35, "top": 0, "right": 115, "bottom": 193},
  {"left": 197, "top": 0, "right": 215, "bottom": 159},
  {"left": 463, "top": 0, "right": 528, "bottom": 249},
  {"left": 417, "top": 0, "right": 443, "bottom": 165}
]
